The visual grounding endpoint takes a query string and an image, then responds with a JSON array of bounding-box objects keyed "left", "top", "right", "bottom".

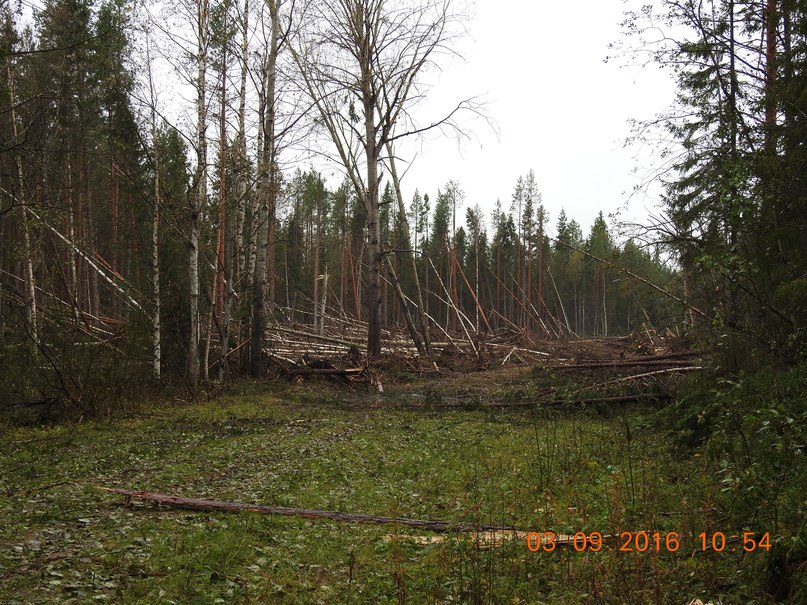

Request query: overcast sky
[
  {"left": 138, "top": 0, "right": 677, "bottom": 239},
  {"left": 17, "top": 0, "right": 675, "bottom": 240},
  {"left": 384, "top": 0, "right": 677, "bottom": 238},
  {"left": 17, "top": 0, "right": 677, "bottom": 239}
]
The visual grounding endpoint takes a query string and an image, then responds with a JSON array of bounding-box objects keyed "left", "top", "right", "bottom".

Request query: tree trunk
[
  {"left": 149, "top": 94, "right": 161, "bottom": 379},
  {"left": 319, "top": 269, "right": 328, "bottom": 335},
  {"left": 250, "top": 0, "right": 279, "bottom": 377},
  {"left": 313, "top": 199, "right": 321, "bottom": 330},
  {"left": 67, "top": 157, "right": 79, "bottom": 321},
  {"left": 99, "top": 487, "right": 516, "bottom": 533},
  {"left": 217, "top": 35, "right": 232, "bottom": 382},
  {"left": 250, "top": 179, "right": 268, "bottom": 377},
  {"left": 5, "top": 54, "right": 38, "bottom": 347},
  {"left": 526, "top": 231, "right": 532, "bottom": 332},
  {"left": 189, "top": 0, "right": 209, "bottom": 389},
  {"left": 152, "top": 166, "right": 161, "bottom": 379},
  {"left": 216, "top": 48, "right": 227, "bottom": 345},
  {"left": 363, "top": 95, "right": 382, "bottom": 356},
  {"left": 202, "top": 287, "right": 213, "bottom": 380},
  {"left": 235, "top": 0, "right": 249, "bottom": 294},
  {"left": 146, "top": 34, "right": 163, "bottom": 380}
]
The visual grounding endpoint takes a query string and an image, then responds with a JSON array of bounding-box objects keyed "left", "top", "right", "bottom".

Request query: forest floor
[{"left": 0, "top": 358, "right": 791, "bottom": 604}]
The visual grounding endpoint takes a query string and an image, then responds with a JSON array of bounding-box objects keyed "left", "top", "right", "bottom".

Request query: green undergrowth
[{"left": 0, "top": 369, "right": 804, "bottom": 604}]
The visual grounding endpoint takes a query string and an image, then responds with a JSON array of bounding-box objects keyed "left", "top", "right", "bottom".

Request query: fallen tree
[
  {"left": 97, "top": 487, "right": 515, "bottom": 533},
  {"left": 97, "top": 487, "right": 630, "bottom": 550},
  {"left": 550, "top": 358, "right": 699, "bottom": 370}
]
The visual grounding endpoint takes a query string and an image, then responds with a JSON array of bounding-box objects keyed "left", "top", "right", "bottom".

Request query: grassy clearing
[{"left": 0, "top": 371, "right": 791, "bottom": 604}]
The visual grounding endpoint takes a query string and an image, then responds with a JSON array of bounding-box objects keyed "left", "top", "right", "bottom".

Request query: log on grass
[
  {"left": 557, "top": 393, "right": 673, "bottom": 404},
  {"left": 97, "top": 488, "right": 515, "bottom": 533},
  {"left": 430, "top": 389, "right": 672, "bottom": 408},
  {"left": 476, "top": 393, "right": 672, "bottom": 408}
]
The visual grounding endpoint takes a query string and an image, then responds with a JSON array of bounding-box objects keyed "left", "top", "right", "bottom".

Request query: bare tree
[{"left": 290, "top": 0, "right": 477, "bottom": 356}]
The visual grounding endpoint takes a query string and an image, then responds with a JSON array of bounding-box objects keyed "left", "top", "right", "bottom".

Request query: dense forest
[{"left": 0, "top": 0, "right": 684, "bottom": 409}]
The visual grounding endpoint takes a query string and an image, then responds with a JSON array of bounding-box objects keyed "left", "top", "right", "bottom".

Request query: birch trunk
[
  {"left": 249, "top": 0, "right": 279, "bottom": 377},
  {"left": 319, "top": 270, "right": 328, "bottom": 335},
  {"left": 67, "top": 158, "right": 79, "bottom": 321},
  {"left": 189, "top": 0, "right": 209, "bottom": 388},
  {"left": 152, "top": 160, "right": 161, "bottom": 379},
  {"left": 146, "top": 38, "right": 161, "bottom": 379},
  {"left": 235, "top": 0, "right": 248, "bottom": 289},
  {"left": 217, "top": 31, "right": 231, "bottom": 382}
]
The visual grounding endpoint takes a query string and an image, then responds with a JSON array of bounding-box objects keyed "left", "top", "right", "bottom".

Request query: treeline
[
  {"left": 0, "top": 0, "right": 680, "bottom": 409},
  {"left": 279, "top": 169, "right": 679, "bottom": 340}
]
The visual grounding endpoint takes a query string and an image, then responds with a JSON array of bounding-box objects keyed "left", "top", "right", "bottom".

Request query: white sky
[
  {"left": 125, "top": 0, "right": 678, "bottom": 240},
  {"left": 386, "top": 0, "right": 677, "bottom": 237},
  {"left": 18, "top": 0, "right": 676, "bottom": 238}
]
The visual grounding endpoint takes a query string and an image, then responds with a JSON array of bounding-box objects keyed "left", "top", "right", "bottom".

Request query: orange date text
[{"left": 525, "top": 531, "right": 771, "bottom": 553}]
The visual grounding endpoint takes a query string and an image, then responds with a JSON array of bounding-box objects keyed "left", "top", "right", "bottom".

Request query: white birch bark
[{"left": 189, "top": 0, "right": 209, "bottom": 387}]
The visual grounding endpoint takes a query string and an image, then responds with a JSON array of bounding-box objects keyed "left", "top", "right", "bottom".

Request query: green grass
[{"left": 0, "top": 372, "right": 795, "bottom": 604}]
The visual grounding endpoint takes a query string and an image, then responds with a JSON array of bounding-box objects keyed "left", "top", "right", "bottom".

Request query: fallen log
[
  {"left": 636, "top": 350, "right": 702, "bottom": 361},
  {"left": 268, "top": 324, "right": 362, "bottom": 349},
  {"left": 487, "top": 343, "right": 550, "bottom": 356},
  {"left": 287, "top": 366, "right": 371, "bottom": 385},
  {"left": 557, "top": 393, "right": 672, "bottom": 404},
  {"left": 385, "top": 530, "right": 621, "bottom": 549},
  {"left": 595, "top": 366, "right": 703, "bottom": 388},
  {"left": 428, "top": 392, "right": 672, "bottom": 409},
  {"left": 97, "top": 488, "right": 515, "bottom": 533},
  {"left": 289, "top": 366, "right": 365, "bottom": 376},
  {"left": 549, "top": 359, "right": 699, "bottom": 370}
]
